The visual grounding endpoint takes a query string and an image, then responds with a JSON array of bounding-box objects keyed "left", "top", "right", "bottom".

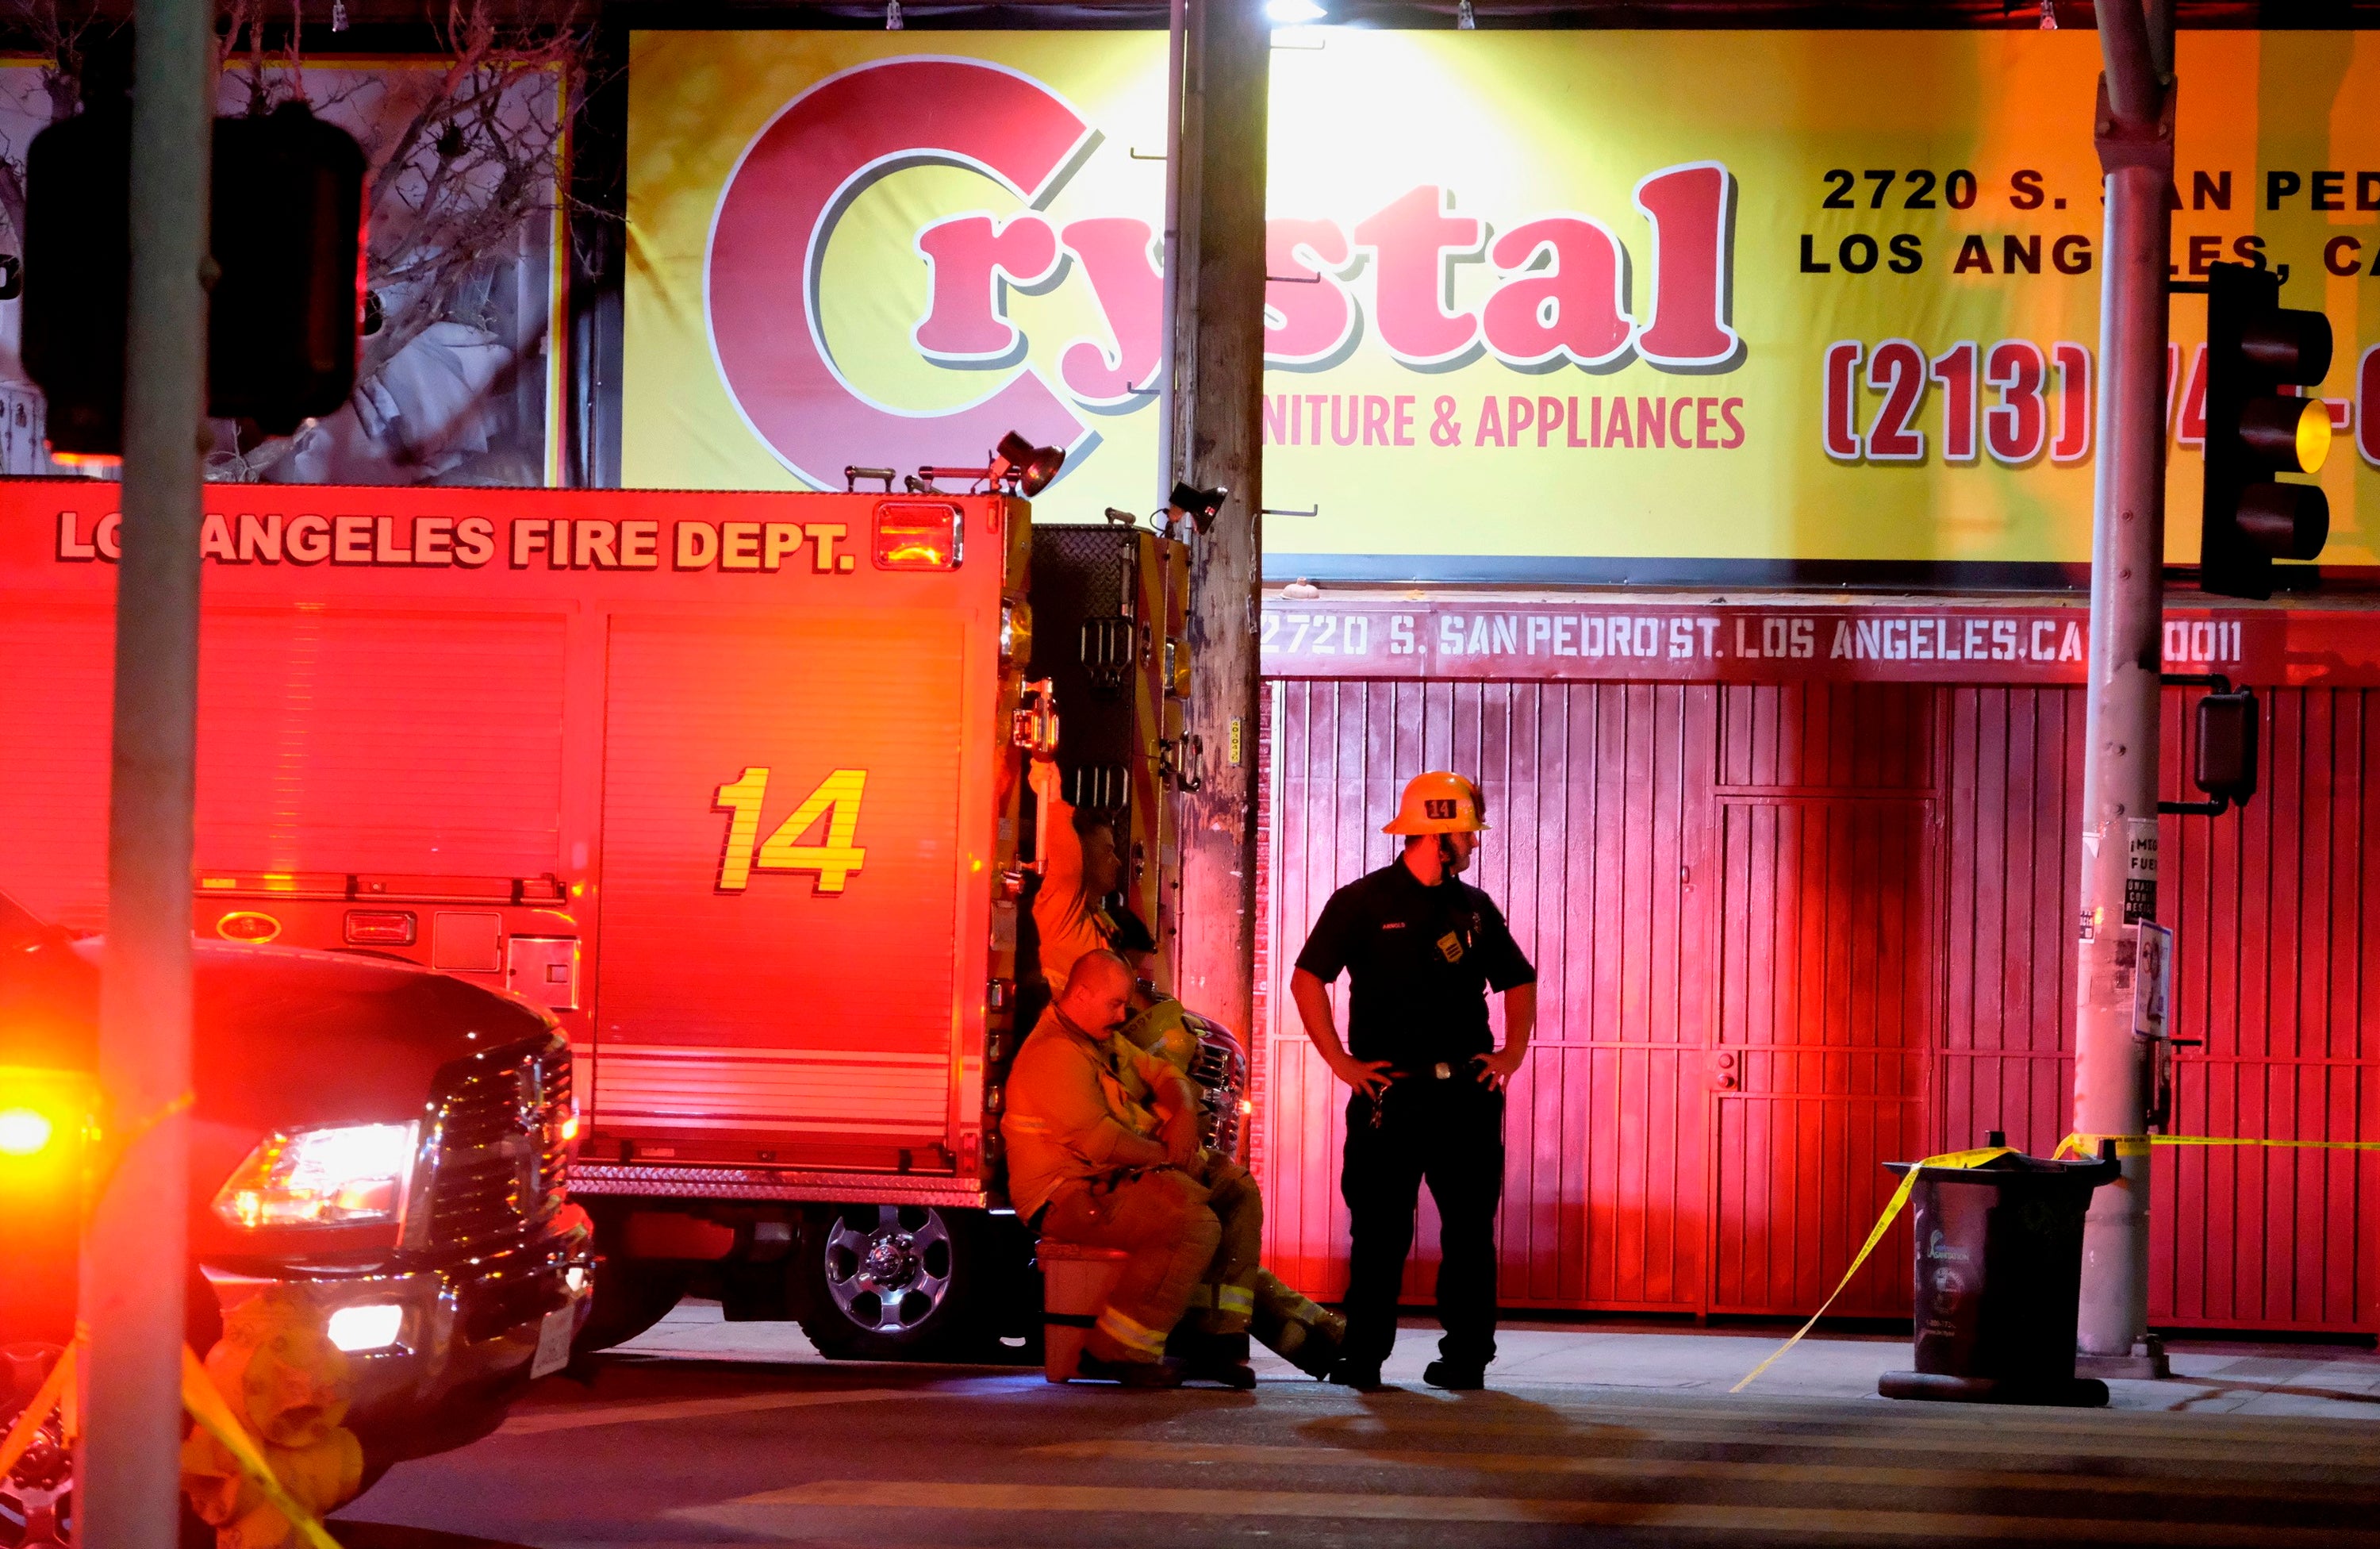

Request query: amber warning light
[
  {"left": 874, "top": 502, "right": 965, "bottom": 571},
  {"left": 345, "top": 909, "right": 419, "bottom": 946},
  {"left": 0, "top": 1068, "right": 94, "bottom": 1171}
]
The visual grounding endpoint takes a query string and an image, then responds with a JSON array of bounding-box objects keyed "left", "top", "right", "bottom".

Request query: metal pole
[
  {"left": 79, "top": 0, "right": 213, "bottom": 1542},
  {"left": 2072, "top": 0, "right": 2172, "bottom": 1375}
]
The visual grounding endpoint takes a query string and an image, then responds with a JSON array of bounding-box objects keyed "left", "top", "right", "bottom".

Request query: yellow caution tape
[
  {"left": 83, "top": 1090, "right": 196, "bottom": 1225},
  {"left": 1737, "top": 1128, "right": 2380, "bottom": 1393},
  {"left": 2056, "top": 1132, "right": 2380, "bottom": 1159},
  {"left": 0, "top": 1338, "right": 343, "bottom": 1549},
  {"left": 1729, "top": 1143, "right": 2012, "bottom": 1393}
]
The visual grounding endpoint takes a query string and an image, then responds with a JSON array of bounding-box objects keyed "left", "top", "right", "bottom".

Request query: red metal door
[
  {"left": 1707, "top": 684, "right": 1937, "bottom": 1317},
  {"left": 1941, "top": 684, "right": 2380, "bottom": 1333},
  {"left": 1261, "top": 678, "right": 1710, "bottom": 1313},
  {"left": 1261, "top": 669, "right": 2378, "bottom": 1332}
]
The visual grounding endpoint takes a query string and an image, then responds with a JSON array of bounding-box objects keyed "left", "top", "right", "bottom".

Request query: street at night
[
  {"left": 335, "top": 1308, "right": 2380, "bottom": 1548},
  {"left": 11, "top": 1, "right": 2380, "bottom": 1546}
]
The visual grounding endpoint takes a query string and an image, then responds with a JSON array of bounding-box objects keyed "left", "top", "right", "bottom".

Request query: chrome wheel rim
[
  {"left": 0, "top": 1427, "right": 72, "bottom": 1549},
  {"left": 822, "top": 1205, "right": 954, "bottom": 1336}
]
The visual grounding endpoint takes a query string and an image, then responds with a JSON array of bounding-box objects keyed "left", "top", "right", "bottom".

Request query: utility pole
[
  {"left": 2071, "top": 0, "right": 2174, "bottom": 1379},
  {"left": 79, "top": 0, "right": 213, "bottom": 1541},
  {"left": 1164, "top": 0, "right": 1269, "bottom": 1041}
]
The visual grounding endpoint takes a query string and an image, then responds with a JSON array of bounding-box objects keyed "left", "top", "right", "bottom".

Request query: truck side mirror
[{"left": 2194, "top": 689, "right": 2259, "bottom": 809}]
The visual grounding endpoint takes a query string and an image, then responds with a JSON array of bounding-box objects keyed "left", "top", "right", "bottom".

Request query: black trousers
[{"left": 1340, "top": 1072, "right": 1504, "bottom": 1370}]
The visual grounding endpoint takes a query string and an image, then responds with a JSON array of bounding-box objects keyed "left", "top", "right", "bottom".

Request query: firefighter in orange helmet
[
  {"left": 1288, "top": 771, "right": 1537, "bottom": 1392},
  {"left": 1002, "top": 950, "right": 1246, "bottom": 1387}
]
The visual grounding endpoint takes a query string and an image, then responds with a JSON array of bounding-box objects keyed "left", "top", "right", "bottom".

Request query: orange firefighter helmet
[{"left": 1381, "top": 771, "right": 1490, "bottom": 836}]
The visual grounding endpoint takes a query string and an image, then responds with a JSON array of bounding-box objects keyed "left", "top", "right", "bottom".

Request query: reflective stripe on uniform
[
  {"left": 1095, "top": 1306, "right": 1168, "bottom": 1359},
  {"left": 1215, "top": 1283, "right": 1254, "bottom": 1316}
]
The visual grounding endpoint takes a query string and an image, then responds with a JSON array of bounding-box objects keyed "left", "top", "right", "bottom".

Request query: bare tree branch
[{"left": 2, "top": 0, "right": 592, "bottom": 483}]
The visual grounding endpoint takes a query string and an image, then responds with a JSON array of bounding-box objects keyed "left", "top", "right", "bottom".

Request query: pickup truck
[{"left": 0, "top": 887, "right": 591, "bottom": 1537}]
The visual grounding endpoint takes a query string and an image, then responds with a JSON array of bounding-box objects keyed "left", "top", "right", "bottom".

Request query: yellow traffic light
[
  {"left": 2200, "top": 262, "right": 2336, "bottom": 599},
  {"left": 2292, "top": 397, "right": 2332, "bottom": 474}
]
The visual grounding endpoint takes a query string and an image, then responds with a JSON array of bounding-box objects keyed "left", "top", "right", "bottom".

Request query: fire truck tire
[
  {"left": 573, "top": 1254, "right": 692, "bottom": 1356},
  {"left": 798, "top": 1204, "right": 987, "bottom": 1362}
]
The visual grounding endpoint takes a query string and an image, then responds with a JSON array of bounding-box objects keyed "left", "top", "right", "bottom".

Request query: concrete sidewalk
[{"left": 618, "top": 1300, "right": 2380, "bottom": 1420}]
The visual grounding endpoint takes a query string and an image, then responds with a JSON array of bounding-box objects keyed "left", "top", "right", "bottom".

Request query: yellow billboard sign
[{"left": 625, "top": 29, "right": 2380, "bottom": 577}]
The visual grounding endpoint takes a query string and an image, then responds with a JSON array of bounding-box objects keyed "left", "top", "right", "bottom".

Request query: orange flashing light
[
  {"left": 0, "top": 1067, "right": 96, "bottom": 1175},
  {"left": 344, "top": 909, "right": 417, "bottom": 946},
  {"left": 873, "top": 502, "right": 963, "bottom": 571}
]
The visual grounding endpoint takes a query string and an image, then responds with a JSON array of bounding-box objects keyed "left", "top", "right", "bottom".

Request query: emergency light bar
[{"left": 873, "top": 501, "right": 964, "bottom": 570}]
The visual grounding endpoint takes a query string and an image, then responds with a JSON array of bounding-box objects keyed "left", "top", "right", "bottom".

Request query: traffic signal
[
  {"left": 2193, "top": 689, "right": 2259, "bottom": 811},
  {"left": 2198, "top": 260, "right": 2335, "bottom": 600},
  {"left": 21, "top": 94, "right": 365, "bottom": 459},
  {"left": 209, "top": 103, "right": 369, "bottom": 434},
  {"left": 21, "top": 85, "right": 132, "bottom": 459}
]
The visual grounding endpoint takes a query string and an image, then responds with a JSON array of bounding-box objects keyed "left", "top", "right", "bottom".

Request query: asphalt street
[{"left": 334, "top": 1310, "right": 2380, "bottom": 1549}]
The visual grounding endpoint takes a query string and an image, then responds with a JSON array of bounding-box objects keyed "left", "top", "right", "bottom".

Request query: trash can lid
[{"left": 1885, "top": 1140, "right": 2121, "bottom": 1188}]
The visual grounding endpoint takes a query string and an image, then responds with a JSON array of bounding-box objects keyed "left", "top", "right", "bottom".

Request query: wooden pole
[{"left": 1168, "top": 0, "right": 1269, "bottom": 1043}]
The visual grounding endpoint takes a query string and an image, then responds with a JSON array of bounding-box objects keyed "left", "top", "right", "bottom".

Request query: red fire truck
[{"left": 0, "top": 471, "right": 1232, "bottom": 1361}]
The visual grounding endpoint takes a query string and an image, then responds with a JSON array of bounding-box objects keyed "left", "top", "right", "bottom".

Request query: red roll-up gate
[{"left": 1257, "top": 595, "right": 2380, "bottom": 1332}]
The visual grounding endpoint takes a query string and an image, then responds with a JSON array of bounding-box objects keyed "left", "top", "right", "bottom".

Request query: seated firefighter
[
  {"left": 1100, "top": 989, "right": 1347, "bottom": 1381},
  {"left": 1001, "top": 949, "right": 1261, "bottom": 1388}
]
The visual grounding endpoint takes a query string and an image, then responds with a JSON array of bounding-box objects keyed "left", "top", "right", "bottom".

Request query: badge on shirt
[{"left": 1437, "top": 931, "right": 1464, "bottom": 963}]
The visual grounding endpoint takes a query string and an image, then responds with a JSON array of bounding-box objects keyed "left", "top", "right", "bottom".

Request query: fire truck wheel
[
  {"left": 799, "top": 1204, "right": 985, "bottom": 1361},
  {"left": 572, "top": 1253, "right": 692, "bottom": 1356}
]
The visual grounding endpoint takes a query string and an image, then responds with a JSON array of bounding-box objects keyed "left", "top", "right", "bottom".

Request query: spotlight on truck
[{"left": 994, "top": 432, "right": 1067, "bottom": 498}]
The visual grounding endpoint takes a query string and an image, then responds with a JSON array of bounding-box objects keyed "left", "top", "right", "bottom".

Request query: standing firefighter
[{"left": 1289, "top": 771, "right": 1536, "bottom": 1392}]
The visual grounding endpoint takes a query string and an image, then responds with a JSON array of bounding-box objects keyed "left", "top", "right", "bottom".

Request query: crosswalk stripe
[
  {"left": 497, "top": 1388, "right": 924, "bottom": 1435},
  {"left": 1278, "top": 1386, "right": 2380, "bottom": 1444},
  {"left": 1293, "top": 1411, "right": 2380, "bottom": 1466},
  {"left": 692, "top": 1480, "right": 2380, "bottom": 1545},
  {"left": 1027, "top": 1438, "right": 2375, "bottom": 1502}
]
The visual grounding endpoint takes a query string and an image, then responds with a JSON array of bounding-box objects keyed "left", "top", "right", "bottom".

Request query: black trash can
[{"left": 1878, "top": 1136, "right": 2121, "bottom": 1408}]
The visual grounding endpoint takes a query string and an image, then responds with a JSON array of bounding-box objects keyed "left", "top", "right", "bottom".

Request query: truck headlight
[
  {"left": 213, "top": 1121, "right": 419, "bottom": 1229},
  {"left": 0, "top": 1105, "right": 54, "bottom": 1156}
]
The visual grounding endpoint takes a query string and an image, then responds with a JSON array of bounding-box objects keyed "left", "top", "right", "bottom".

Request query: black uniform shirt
[{"left": 1294, "top": 859, "right": 1536, "bottom": 1072}]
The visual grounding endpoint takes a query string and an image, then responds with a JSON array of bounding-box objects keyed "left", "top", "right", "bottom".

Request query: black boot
[
  {"left": 1176, "top": 1330, "right": 1258, "bottom": 1389},
  {"left": 1422, "top": 1359, "right": 1485, "bottom": 1391},
  {"left": 1077, "top": 1351, "right": 1188, "bottom": 1388},
  {"left": 1327, "top": 1357, "right": 1385, "bottom": 1391}
]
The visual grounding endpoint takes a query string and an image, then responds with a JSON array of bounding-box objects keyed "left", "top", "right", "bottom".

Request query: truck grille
[{"left": 422, "top": 1036, "right": 572, "bottom": 1250}]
